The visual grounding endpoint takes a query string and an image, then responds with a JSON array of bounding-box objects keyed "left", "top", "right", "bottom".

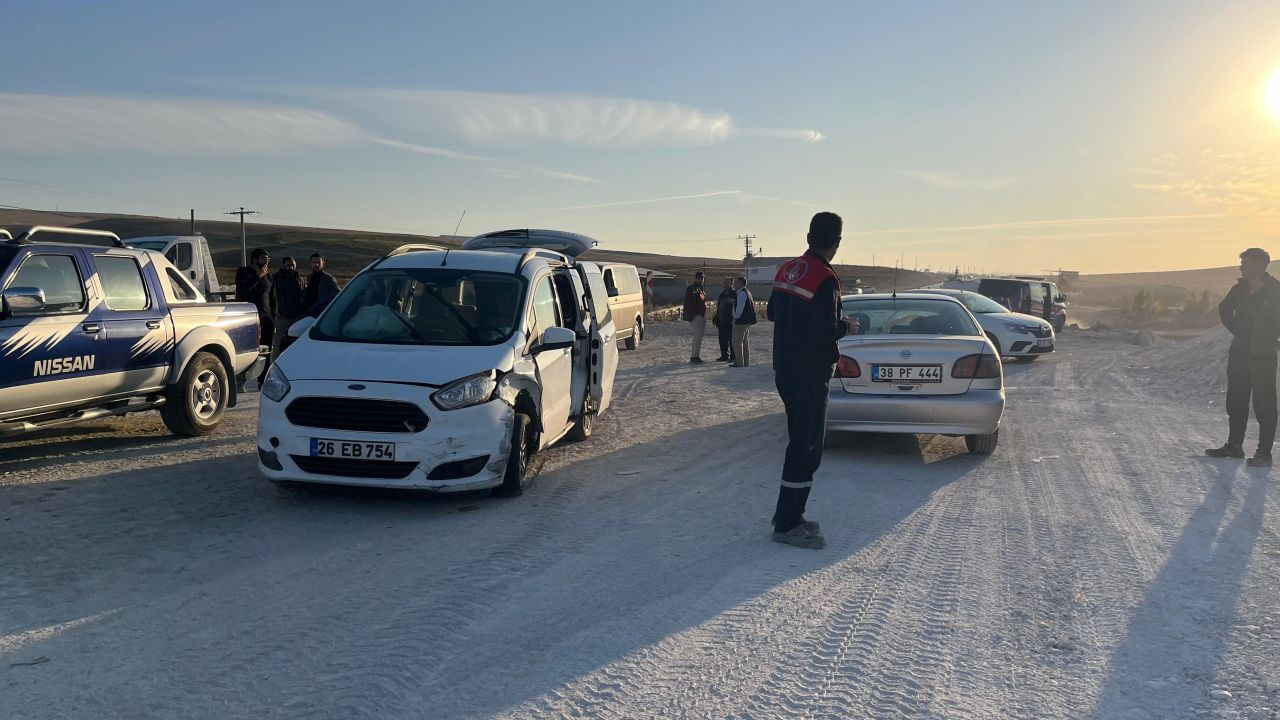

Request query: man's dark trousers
[
  {"left": 772, "top": 367, "right": 832, "bottom": 531},
  {"left": 1226, "top": 350, "right": 1278, "bottom": 453},
  {"left": 718, "top": 320, "right": 733, "bottom": 360}
]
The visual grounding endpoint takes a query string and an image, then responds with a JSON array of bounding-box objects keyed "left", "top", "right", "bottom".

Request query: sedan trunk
[{"left": 835, "top": 336, "right": 989, "bottom": 396}]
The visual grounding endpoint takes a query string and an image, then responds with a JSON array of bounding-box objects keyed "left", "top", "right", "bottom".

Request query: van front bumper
[{"left": 256, "top": 380, "right": 515, "bottom": 491}]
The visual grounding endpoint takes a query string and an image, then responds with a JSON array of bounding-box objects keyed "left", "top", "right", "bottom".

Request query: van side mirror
[
  {"left": 533, "top": 326, "right": 575, "bottom": 353},
  {"left": 1, "top": 287, "right": 46, "bottom": 317},
  {"left": 288, "top": 316, "right": 316, "bottom": 338}
]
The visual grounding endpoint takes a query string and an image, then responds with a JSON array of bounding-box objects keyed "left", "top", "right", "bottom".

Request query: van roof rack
[
  {"left": 383, "top": 243, "right": 448, "bottom": 259},
  {"left": 517, "top": 248, "right": 570, "bottom": 269},
  {"left": 8, "top": 225, "right": 125, "bottom": 247}
]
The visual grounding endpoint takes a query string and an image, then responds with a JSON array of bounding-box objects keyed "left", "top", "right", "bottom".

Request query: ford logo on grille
[
  {"left": 900, "top": 350, "right": 912, "bottom": 359},
  {"left": 348, "top": 384, "right": 366, "bottom": 391}
]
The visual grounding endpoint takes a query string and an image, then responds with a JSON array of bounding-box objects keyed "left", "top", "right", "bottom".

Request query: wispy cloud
[
  {"left": 367, "top": 136, "right": 599, "bottom": 183},
  {"left": 0, "top": 93, "right": 362, "bottom": 155},
  {"left": 288, "top": 87, "right": 824, "bottom": 148},
  {"left": 898, "top": 169, "right": 1018, "bottom": 191},
  {"left": 460, "top": 190, "right": 744, "bottom": 220},
  {"left": 1134, "top": 150, "right": 1280, "bottom": 214},
  {"left": 845, "top": 211, "right": 1260, "bottom": 237}
]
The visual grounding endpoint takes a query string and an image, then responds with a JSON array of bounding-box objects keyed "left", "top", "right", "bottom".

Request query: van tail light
[
  {"left": 952, "top": 354, "right": 1001, "bottom": 379},
  {"left": 835, "top": 355, "right": 861, "bottom": 378}
]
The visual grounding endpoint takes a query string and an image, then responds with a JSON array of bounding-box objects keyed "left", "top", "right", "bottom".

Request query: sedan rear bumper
[{"left": 825, "top": 387, "right": 1004, "bottom": 435}]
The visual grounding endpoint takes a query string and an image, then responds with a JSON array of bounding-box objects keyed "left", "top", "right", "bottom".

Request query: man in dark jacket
[
  {"left": 234, "top": 248, "right": 274, "bottom": 387},
  {"left": 1207, "top": 247, "right": 1280, "bottom": 466},
  {"left": 270, "top": 256, "right": 307, "bottom": 362},
  {"left": 682, "top": 271, "right": 708, "bottom": 363},
  {"left": 303, "top": 253, "right": 341, "bottom": 317},
  {"left": 766, "top": 212, "right": 860, "bottom": 548},
  {"left": 714, "top": 277, "right": 736, "bottom": 362}
]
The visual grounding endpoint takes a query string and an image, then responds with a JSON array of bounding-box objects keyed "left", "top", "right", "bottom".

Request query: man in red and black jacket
[{"left": 766, "top": 212, "right": 859, "bottom": 549}]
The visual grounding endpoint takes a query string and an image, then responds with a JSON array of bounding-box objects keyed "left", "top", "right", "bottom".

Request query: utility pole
[
  {"left": 738, "top": 234, "right": 757, "bottom": 260},
  {"left": 226, "top": 207, "right": 260, "bottom": 266},
  {"left": 189, "top": 209, "right": 196, "bottom": 235}
]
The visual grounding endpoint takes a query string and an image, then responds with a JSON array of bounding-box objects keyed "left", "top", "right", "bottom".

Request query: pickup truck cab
[
  {"left": 126, "top": 235, "right": 234, "bottom": 300},
  {"left": 256, "top": 228, "right": 620, "bottom": 496},
  {"left": 0, "top": 226, "right": 261, "bottom": 437}
]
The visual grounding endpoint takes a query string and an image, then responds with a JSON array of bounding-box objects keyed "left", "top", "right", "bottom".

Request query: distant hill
[
  {"left": 0, "top": 209, "right": 943, "bottom": 292},
  {"left": 1077, "top": 266, "right": 1243, "bottom": 293}
]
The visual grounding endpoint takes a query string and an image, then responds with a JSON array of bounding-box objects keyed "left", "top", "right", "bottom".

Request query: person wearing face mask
[
  {"left": 234, "top": 248, "right": 275, "bottom": 388},
  {"left": 270, "top": 256, "right": 307, "bottom": 362}
]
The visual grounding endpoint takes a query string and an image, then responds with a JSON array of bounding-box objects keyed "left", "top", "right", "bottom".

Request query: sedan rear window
[{"left": 840, "top": 298, "right": 980, "bottom": 336}]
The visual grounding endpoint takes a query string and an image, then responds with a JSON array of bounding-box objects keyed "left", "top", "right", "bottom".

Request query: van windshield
[
  {"left": 840, "top": 298, "right": 980, "bottom": 336},
  {"left": 313, "top": 268, "right": 525, "bottom": 346}
]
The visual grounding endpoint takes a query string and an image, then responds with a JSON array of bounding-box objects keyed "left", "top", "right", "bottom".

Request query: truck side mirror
[{"left": 1, "top": 287, "right": 46, "bottom": 317}]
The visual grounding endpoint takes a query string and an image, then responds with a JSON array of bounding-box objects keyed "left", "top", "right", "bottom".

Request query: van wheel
[
  {"left": 567, "top": 397, "right": 594, "bottom": 441},
  {"left": 965, "top": 430, "right": 999, "bottom": 455},
  {"left": 985, "top": 333, "right": 1002, "bottom": 356},
  {"left": 626, "top": 318, "right": 642, "bottom": 350},
  {"left": 161, "top": 352, "right": 228, "bottom": 436},
  {"left": 495, "top": 412, "right": 533, "bottom": 497}
]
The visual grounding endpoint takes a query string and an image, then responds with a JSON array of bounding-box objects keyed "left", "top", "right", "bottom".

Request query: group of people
[
  {"left": 233, "top": 248, "right": 340, "bottom": 388},
  {"left": 683, "top": 272, "right": 757, "bottom": 366}
]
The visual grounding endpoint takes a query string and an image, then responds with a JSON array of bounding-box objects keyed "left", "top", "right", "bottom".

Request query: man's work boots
[
  {"left": 1248, "top": 451, "right": 1273, "bottom": 467},
  {"left": 1205, "top": 443, "right": 1245, "bottom": 459},
  {"left": 772, "top": 524, "right": 826, "bottom": 549}
]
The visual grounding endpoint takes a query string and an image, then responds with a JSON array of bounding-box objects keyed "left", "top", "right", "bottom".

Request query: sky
[{"left": 2, "top": 0, "right": 1280, "bottom": 274}]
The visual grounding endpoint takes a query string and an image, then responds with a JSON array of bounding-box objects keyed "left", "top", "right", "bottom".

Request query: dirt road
[{"left": 2, "top": 324, "right": 1277, "bottom": 719}]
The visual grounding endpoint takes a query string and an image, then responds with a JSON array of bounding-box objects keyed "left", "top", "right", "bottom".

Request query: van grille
[
  {"left": 285, "top": 397, "right": 429, "bottom": 433},
  {"left": 290, "top": 455, "right": 419, "bottom": 479}
]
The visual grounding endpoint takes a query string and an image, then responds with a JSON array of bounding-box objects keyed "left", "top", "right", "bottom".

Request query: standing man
[
  {"left": 1206, "top": 247, "right": 1280, "bottom": 467},
  {"left": 714, "top": 276, "right": 737, "bottom": 362},
  {"left": 766, "top": 212, "right": 860, "bottom": 548},
  {"left": 303, "top": 253, "right": 341, "bottom": 317},
  {"left": 731, "top": 276, "right": 756, "bottom": 367},
  {"left": 234, "top": 248, "right": 274, "bottom": 389},
  {"left": 682, "top": 270, "right": 708, "bottom": 364},
  {"left": 270, "top": 256, "right": 307, "bottom": 362}
]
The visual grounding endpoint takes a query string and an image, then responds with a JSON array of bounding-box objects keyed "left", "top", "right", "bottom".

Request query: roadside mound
[{"left": 1139, "top": 325, "right": 1232, "bottom": 400}]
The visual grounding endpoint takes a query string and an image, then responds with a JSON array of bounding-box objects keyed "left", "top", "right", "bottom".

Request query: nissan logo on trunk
[{"left": 900, "top": 350, "right": 912, "bottom": 360}]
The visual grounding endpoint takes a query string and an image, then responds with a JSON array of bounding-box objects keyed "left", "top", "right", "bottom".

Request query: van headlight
[
  {"left": 431, "top": 371, "right": 498, "bottom": 410},
  {"left": 261, "top": 364, "right": 291, "bottom": 402}
]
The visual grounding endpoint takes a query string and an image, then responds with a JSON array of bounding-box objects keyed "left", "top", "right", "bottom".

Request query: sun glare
[{"left": 1267, "top": 66, "right": 1280, "bottom": 123}]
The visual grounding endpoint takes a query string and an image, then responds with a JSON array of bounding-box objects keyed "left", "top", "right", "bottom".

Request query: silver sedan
[{"left": 829, "top": 293, "right": 1005, "bottom": 454}]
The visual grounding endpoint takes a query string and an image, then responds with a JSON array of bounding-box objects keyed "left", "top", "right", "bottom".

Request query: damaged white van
[{"left": 255, "top": 229, "right": 618, "bottom": 495}]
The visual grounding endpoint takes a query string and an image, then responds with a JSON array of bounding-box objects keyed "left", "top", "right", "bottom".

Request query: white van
[
  {"left": 601, "top": 263, "right": 645, "bottom": 349},
  {"left": 255, "top": 229, "right": 619, "bottom": 496}
]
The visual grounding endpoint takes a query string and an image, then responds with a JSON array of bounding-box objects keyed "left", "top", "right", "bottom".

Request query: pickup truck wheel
[
  {"left": 965, "top": 430, "right": 999, "bottom": 455},
  {"left": 161, "top": 351, "right": 228, "bottom": 436},
  {"left": 494, "top": 412, "right": 533, "bottom": 497}
]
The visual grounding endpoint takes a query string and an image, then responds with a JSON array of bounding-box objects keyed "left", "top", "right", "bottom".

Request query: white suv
[{"left": 255, "top": 230, "right": 619, "bottom": 496}]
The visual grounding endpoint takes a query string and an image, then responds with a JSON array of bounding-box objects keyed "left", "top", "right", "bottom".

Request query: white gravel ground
[{"left": 2, "top": 323, "right": 1277, "bottom": 719}]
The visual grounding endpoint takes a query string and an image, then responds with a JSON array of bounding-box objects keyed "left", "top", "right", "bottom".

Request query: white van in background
[{"left": 601, "top": 263, "right": 645, "bottom": 349}]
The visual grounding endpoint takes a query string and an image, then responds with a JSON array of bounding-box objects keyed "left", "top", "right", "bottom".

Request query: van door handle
[
  {"left": 82, "top": 323, "right": 101, "bottom": 334},
  {"left": 146, "top": 320, "right": 161, "bottom": 329}
]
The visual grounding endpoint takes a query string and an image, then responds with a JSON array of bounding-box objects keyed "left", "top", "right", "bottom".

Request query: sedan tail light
[
  {"left": 835, "top": 355, "right": 861, "bottom": 378},
  {"left": 952, "top": 353, "right": 1001, "bottom": 379}
]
